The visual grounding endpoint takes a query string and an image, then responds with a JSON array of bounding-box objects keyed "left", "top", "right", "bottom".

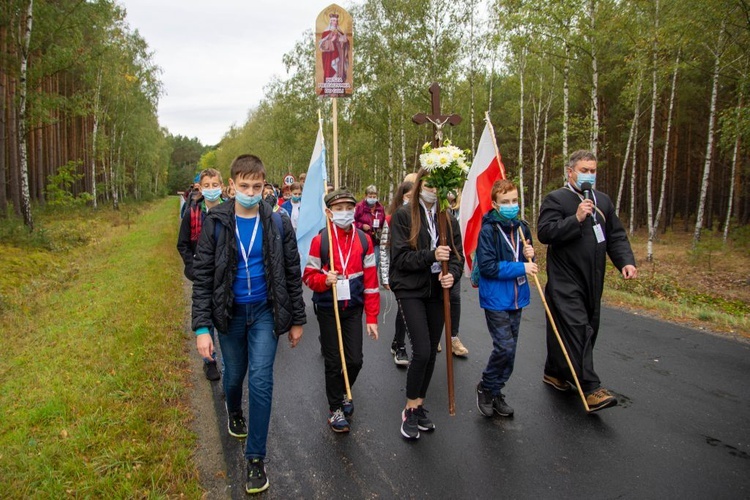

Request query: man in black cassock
[{"left": 537, "top": 150, "right": 638, "bottom": 413}]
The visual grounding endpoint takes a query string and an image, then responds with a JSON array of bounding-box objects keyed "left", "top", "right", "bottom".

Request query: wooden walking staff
[
  {"left": 326, "top": 216, "right": 352, "bottom": 401},
  {"left": 518, "top": 232, "right": 590, "bottom": 412},
  {"left": 412, "top": 82, "right": 462, "bottom": 416}
]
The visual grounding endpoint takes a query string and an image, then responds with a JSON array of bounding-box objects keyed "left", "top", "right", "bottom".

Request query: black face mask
[{"left": 264, "top": 194, "right": 277, "bottom": 207}]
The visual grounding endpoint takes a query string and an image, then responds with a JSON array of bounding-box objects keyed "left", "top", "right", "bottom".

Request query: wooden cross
[{"left": 412, "top": 82, "right": 462, "bottom": 148}]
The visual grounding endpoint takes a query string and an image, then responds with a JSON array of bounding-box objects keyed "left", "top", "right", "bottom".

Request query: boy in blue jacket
[{"left": 475, "top": 180, "right": 537, "bottom": 417}]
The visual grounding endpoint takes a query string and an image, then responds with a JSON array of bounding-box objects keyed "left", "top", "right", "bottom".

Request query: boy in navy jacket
[{"left": 475, "top": 180, "right": 537, "bottom": 418}]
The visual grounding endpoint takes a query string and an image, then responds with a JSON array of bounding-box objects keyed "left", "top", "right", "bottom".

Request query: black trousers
[
  {"left": 316, "top": 305, "right": 364, "bottom": 411},
  {"left": 399, "top": 296, "right": 444, "bottom": 400},
  {"left": 392, "top": 307, "right": 407, "bottom": 347},
  {"left": 449, "top": 283, "right": 461, "bottom": 337},
  {"left": 543, "top": 290, "right": 601, "bottom": 394}
]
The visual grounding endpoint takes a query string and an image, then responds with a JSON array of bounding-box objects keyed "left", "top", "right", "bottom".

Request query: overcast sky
[{"left": 118, "top": 1, "right": 358, "bottom": 145}]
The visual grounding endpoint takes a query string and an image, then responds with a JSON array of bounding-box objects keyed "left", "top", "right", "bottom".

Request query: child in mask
[
  {"left": 302, "top": 188, "right": 380, "bottom": 433},
  {"left": 177, "top": 168, "right": 225, "bottom": 381},
  {"left": 475, "top": 179, "right": 537, "bottom": 418},
  {"left": 281, "top": 182, "right": 303, "bottom": 230}
]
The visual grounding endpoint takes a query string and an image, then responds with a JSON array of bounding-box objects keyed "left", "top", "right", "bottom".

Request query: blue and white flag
[{"left": 296, "top": 121, "right": 327, "bottom": 270}]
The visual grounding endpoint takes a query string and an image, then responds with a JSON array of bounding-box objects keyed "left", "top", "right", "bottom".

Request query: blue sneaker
[
  {"left": 328, "top": 408, "right": 350, "bottom": 433},
  {"left": 342, "top": 397, "right": 354, "bottom": 419}
]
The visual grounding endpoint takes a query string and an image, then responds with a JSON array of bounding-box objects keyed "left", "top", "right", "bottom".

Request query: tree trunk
[
  {"left": 629, "top": 110, "right": 640, "bottom": 235},
  {"left": 616, "top": 73, "right": 642, "bottom": 216},
  {"left": 693, "top": 26, "right": 724, "bottom": 247},
  {"left": 91, "top": 67, "right": 101, "bottom": 208},
  {"left": 652, "top": 53, "right": 679, "bottom": 247},
  {"left": 589, "top": 0, "right": 599, "bottom": 156},
  {"left": 537, "top": 88, "right": 551, "bottom": 227},
  {"left": 0, "top": 17, "right": 7, "bottom": 216},
  {"left": 723, "top": 93, "right": 743, "bottom": 244},
  {"left": 646, "top": 3, "right": 659, "bottom": 261},
  {"left": 18, "top": 0, "right": 34, "bottom": 230}
]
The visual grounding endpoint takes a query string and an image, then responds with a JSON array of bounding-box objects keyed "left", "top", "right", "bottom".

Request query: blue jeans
[
  {"left": 481, "top": 309, "right": 522, "bottom": 396},
  {"left": 219, "top": 301, "right": 277, "bottom": 460}
]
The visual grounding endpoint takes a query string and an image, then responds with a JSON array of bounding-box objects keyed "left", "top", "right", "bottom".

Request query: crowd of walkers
[{"left": 177, "top": 149, "right": 637, "bottom": 494}]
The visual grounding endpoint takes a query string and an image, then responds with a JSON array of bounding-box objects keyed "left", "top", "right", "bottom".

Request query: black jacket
[
  {"left": 389, "top": 203, "right": 464, "bottom": 299},
  {"left": 191, "top": 200, "right": 306, "bottom": 335}
]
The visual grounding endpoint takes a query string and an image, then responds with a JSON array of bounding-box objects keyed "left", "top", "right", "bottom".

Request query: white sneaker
[{"left": 452, "top": 337, "right": 469, "bottom": 357}]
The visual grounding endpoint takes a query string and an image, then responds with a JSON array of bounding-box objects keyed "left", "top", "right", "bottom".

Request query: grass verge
[{"left": 0, "top": 198, "right": 202, "bottom": 497}]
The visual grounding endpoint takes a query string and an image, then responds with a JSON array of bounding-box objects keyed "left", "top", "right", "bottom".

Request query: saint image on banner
[{"left": 315, "top": 4, "right": 353, "bottom": 97}]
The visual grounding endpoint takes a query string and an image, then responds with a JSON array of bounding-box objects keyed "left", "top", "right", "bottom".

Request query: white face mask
[
  {"left": 420, "top": 190, "right": 437, "bottom": 204},
  {"left": 331, "top": 210, "right": 355, "bottom": 229}
]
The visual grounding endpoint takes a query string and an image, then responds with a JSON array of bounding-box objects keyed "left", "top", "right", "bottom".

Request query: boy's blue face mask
[
  {"left": 236, "top": 190, "right": 261, "bottom": 208},
  {"left": 497, "top": 203, "right": 520, "bottom": 221},
  {"left": 202, "top": 187, "right": 222, "bottom": 202}
]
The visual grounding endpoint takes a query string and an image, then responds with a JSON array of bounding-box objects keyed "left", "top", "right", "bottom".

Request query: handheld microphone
[
  {"left": 581, "top": 182, "right": 592, "bottom": 200},
  {"left": 581, "top": 182, "right": 592, "bottom": 217}
]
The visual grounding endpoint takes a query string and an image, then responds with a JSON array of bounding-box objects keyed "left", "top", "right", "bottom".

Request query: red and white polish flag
[{"left": 459, "top": 122, "right": 506, "bottom": 274}]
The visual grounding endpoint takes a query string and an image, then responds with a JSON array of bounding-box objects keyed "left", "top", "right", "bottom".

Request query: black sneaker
[
  {"left": 390, "top": 339, "right": 398, "bottom": 355},
  {"left": 493, "top": 394, "right": 514, "bottom": 417},
  {"left": 394, "top": 346, "right": 409, "bottom": 366},
  {"left": 203, "top": 360, "right": 220, "bottom": 381},
  {"left": 400, "top": 408, "right": 420, "bottom": 440},
  {"left": 227, "top": 410, "right": 247, "bottom": 438},
  {"left": 416, "top": 405, "right": 435, "bottom": 431},
  {"left": 245, "top": 458, "right": 269, "bottom": 494},
  {"left": 342, "top": 397, "right": 354, "bottom": 419},
  {"left": 476, "top": 382, "right": 494, "bottom": 417}
]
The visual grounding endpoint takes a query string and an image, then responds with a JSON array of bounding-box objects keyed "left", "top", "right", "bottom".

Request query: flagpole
[
  {"left": 327, "top": 216, "right": 352, "bottom": 401},
  {"left": 485, "top": 111, "right": 503, "bottom": 173},
  {"left": 332, "top": 98, "right": 339, "bottom": 189}
]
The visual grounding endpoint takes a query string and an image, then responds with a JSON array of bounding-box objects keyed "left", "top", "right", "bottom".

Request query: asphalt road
[{"left": 200, "top": 280, "right": 750, "bottom": 499}]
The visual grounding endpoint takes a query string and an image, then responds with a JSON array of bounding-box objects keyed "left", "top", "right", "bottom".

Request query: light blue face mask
[
  {"left": 366, "top": 197, "right": 378, "bottom": 206},
  {"left": 575, "top": 172, "right": 596, "bottom": 190},
  {"left": 497, "top": 203, "right": 519, "bottom": 220},
  {"left": 202, "top": 187, "right": 222, "bottom": 202},
  {"left": 236, "top": 190, "right": 261, "bottom": 209},
  {"left": 292, "top": 195, "right": 302, "bottom": 203}
]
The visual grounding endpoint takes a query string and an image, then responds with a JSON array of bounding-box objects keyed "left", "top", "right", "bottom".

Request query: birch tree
[
  {"left": 693, "top": 20, "right": 726, "bottom": 247},
  {"left": 18, "top": 0, "right": 34, "bottom": 230}
]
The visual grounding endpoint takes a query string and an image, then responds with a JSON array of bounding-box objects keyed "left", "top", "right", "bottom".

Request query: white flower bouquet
[{"left": 418, "top": 139, "right": 470, "bottom": 211}]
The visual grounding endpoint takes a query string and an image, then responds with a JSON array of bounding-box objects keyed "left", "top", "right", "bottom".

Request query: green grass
[{"left": 0, "top": 198, "right": 203, "bottom": 498}]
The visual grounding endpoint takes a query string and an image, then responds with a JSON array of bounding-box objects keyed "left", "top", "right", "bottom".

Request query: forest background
[{"left": 1, "top": 0, "right": 749, "bottom": 332}]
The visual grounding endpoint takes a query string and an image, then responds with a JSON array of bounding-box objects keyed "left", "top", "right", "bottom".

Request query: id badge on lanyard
[
  {"left": 334, "top": 226, "right": 354, "bottom": 301},
  {"left": 235, "top": 216, "right": 260, "bottom": 296},
  {"left": 500, "top": 227, "right": 526, "bottom": 286}
]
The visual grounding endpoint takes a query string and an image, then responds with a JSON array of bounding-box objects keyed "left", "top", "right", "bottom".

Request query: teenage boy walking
[
  {"left": 191, "top": 154, "right": 306, "bottom": 494},
  {"left": 303, "top": 188, "right": 380, "bottom": 433},
  {"left": 474, "top": 180, "right": 537, "bottom": 418},
  {"left": 177, "top": 168, "right": 225, "bottom": 381}
]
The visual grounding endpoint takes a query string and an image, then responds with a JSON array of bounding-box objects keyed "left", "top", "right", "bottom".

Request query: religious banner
[{"left": 315, "top": 4, "right": 353, "bottom": 98}]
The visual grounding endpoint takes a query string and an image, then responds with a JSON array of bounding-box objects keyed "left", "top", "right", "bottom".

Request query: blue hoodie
[{"left": 476, "top": 209, "right": 533, "bottom": 311}]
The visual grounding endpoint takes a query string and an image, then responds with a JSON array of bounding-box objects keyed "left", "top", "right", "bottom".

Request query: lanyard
[
  {"left": 567, "top": 183, "right": 599, "bottom": 222},
  {"left": 333, "top": 225, "right": 354, "bottom": 277},
  {"left": 420, "top": 200, "right": 438, "bottom": 250},
  {"left": 235, "top": 215, "right": 260, "bottom": 296},
  {"left": 498, "top": 226, "right": 520, "bottom": 262}
]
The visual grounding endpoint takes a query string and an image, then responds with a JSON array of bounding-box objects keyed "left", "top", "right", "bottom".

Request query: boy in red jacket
[{"left": 303, "top": 188, "right": 380, "bottom": 433}]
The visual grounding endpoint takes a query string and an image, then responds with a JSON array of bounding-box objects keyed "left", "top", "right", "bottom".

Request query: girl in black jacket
[{"left": 389, "top": 169, "right": 464, "bottom": 440}]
